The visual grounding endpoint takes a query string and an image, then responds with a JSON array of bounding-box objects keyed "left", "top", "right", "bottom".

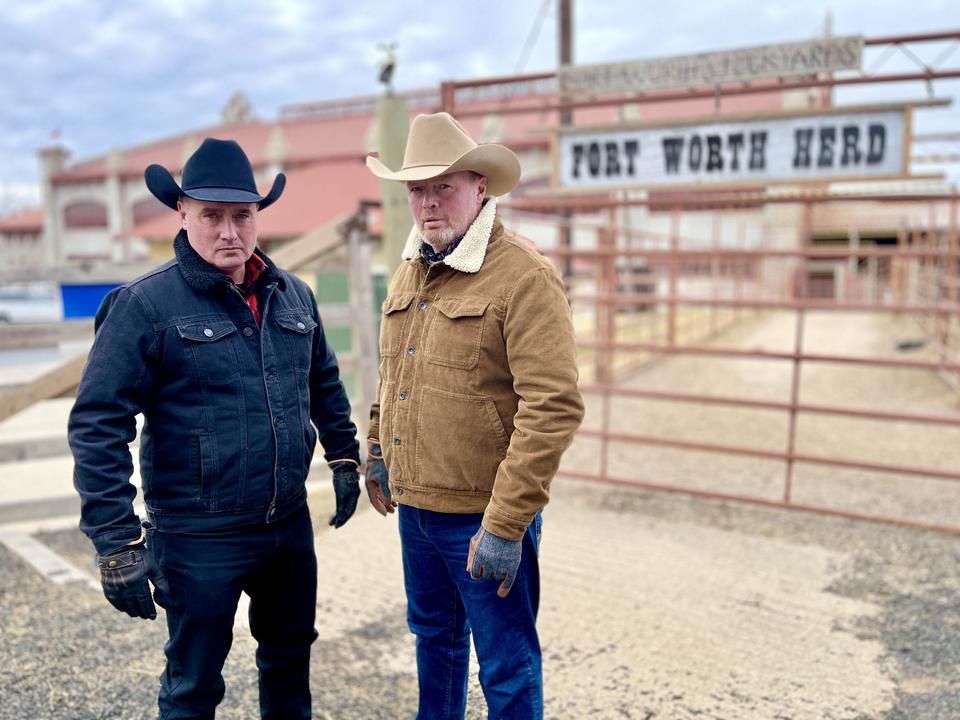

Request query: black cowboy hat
[{"left": 144, "top": 137, "right": 285, "bottom": 211}]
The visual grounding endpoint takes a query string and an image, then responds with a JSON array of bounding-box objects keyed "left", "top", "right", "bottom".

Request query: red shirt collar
[
  {"left": 244, "top": 252, "right": 268, "bottom": 286},
  {"left": 236, "top": 252, "right": 268, "bottom": 293}
]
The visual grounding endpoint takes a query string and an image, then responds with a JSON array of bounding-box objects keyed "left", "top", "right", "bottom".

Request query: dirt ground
[
  {"left": 1, "top": 309, "right": 958, "bottom": 718},
  {"left": 2, "top": 478, "right": 958, "bottom": 719}
]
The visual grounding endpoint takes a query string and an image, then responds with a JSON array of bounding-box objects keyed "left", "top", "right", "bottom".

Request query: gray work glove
[
  {"left": 329, "top": 463, "right": 361, "bottom": 528},
  {"left": 364, "top": 440, "right": 396, "bottom": 516},
  {"left": 97, "top": 539, "right": 169, "bottom": 620},
  {"left": 467, "top": 527, "right": 522, "bottom": 598}
]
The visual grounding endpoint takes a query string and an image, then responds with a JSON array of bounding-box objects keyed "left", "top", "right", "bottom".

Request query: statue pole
[{"left": 375, "top": 43, "right": 410, "bottom": 278}]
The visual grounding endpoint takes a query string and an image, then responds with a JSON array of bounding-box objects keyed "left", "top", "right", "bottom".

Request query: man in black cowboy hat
[{"left": 69, "top": 137, "right": 361, "bottom": 719}]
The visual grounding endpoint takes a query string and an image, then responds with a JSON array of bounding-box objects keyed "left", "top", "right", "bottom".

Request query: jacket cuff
[
  {"left": 92, "top": 524, "right": 144, "bottom": 556},
  {"left": 481, "top": 501, "right": 531, "bottom": 542},
  {"left": 322, "top": 442, "right": 361, "bottom": 466},
  {"left": 328, "top": 458, "right": 360, "bottom": 469}
]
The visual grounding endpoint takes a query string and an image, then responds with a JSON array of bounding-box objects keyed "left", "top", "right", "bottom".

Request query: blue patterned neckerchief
[{"left": 420, "top": 236, "right": 464, "bottom": 267}]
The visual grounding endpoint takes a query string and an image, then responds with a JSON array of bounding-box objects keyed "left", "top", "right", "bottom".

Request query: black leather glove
[
  {"left": 329, "top": 463, "right": 361, "bottom": 528},
  {"left": 97, "top": 540, "right": 169, "bottom": 620}
]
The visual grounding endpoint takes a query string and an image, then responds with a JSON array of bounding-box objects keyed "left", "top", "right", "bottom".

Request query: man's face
[
  {"left": 179, "top": 198, "right": 258, "bottom": 283},
  {"left": 406, "top": 171, "right": 486, "bottom": 248}
]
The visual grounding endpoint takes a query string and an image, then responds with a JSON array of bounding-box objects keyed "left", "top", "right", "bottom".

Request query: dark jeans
[
  {"left": 147, "top": 506, "right": 318, "bottom": 720},
  {"left": 398, "top": 505, "right": 542, "bottom": 720}
]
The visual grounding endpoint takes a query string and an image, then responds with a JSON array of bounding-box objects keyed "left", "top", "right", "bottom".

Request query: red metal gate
[{"left": 503, "top": 192, "right": 960, "bottom": 534}]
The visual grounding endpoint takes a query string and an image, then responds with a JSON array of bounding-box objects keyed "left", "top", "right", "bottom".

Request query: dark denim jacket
[{"left": 69, "top": 232, "right": 360, "bottom": 554}]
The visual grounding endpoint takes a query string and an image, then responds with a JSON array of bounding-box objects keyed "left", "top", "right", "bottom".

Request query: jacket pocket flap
[
  {"left": 176, "top": 320, "right": 237, "bottom": 343},
  {"left": 274, "top": 313, "right": 318, "bottom": 334},
  {"left": 382, "top": 293, "right": 416, "bottom": 315},
  {"left": 435, "top": 298, "right": 489, "bottom": 319}
]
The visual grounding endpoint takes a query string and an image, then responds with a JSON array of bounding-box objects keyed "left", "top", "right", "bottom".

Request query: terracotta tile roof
[
  {"left": 0, "top": 206, "right": 43, "bottom": 233},
  {"left": 54, "top": 113, "right": 379, "bottom": 184},
  {"left": 126, "top": 156, "right": 382, "bottom": 241},
  {"left": 52, "top": 95, "right": 602, "bottom": 186}
]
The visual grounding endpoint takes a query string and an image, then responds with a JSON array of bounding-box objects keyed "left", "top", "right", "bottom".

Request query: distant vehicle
[{"left": 0, "top": 283, "right": 64, "bottom": 323}]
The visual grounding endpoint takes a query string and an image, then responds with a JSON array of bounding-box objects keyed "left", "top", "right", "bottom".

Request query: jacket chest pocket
[
  {"left": 176, "top": 320, "right": 240, "bottom": 386},
  {"left": 425, "top": 298, "right": 489, "bottom": 370},
  {"left": 273, "top": 311, "right": 317, "bottom": 371},
  {"left": 379, "top": 293, "right": 415, "bottom": 358}
]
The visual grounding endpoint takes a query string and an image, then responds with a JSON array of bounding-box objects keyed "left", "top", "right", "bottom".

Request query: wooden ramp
[{"left": 0, "top": 355, "right": 87, "bottom": 424}]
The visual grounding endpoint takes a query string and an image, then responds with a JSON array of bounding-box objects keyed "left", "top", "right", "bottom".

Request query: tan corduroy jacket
[{"left": 368, "top": 200, "right": 584, "bottom": 540}]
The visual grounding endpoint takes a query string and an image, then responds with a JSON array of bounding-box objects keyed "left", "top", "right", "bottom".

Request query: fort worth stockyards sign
[
  {"left": 554, "top": 105, "right": 909, "bottom": 191},
  {"left": 559, "top": 36, "right": 864, "bottom": 95}
]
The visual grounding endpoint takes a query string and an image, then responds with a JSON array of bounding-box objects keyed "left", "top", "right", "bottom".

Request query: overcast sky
[{"left": 1, "top": 0, "right": 958, "bottom": 213}]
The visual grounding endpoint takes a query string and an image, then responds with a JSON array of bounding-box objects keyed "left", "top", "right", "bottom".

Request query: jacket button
[
  {"left": 108, "top": 560, "right": 117, "bottom": 568},
  {"left": 396, "top": 487, "right": 405, "bottom": 496},
  {"left": 399, "top": 391, "right": 407, "bottom": 400},
  {"left": 407, "top": 346, "right": 415, "bottom": 355},
  {"left": 418, "top": 302, "right": 427, "bottom": 311},
  {"left": 203, "top": 328, "right": 214, "bottom": 338},
  {"left": 297, "top": 321, "right": 306, "bottom": 330},
  {"left": 243, "top": 326, "right": 254, "bottom": 337},
  {"left": 393, "top": 438, "right": 401, "bottom": 446}
]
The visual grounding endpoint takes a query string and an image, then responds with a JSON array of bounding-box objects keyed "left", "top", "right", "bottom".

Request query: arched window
[
  {"left": 132, "top": 196, "right": 169, "bottom": 225},
  {"left": 63, "top": 201, "right": 108, "bottom": 228}
]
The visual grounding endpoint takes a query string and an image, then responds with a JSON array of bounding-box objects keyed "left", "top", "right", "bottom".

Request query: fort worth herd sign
[{"left": 554, "top": 104, "right": 911, "bottom": 191}]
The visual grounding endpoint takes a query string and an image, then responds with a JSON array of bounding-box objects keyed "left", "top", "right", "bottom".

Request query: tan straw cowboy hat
[{"left": 366, "top": 112, "right": 521, "bottom": 196}]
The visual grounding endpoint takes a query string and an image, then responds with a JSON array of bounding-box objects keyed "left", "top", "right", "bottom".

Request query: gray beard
[{"left": 420, "top": 225, "right": 457, "bottom": 251}]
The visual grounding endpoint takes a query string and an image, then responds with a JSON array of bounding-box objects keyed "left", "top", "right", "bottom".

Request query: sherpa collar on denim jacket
[{"left": 172, "top": 229, "right": 285, "bottom": 294}]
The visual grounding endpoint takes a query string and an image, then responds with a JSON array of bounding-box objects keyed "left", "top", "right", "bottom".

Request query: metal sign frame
[{"left": 548, "top": 101, "right": 953, "bottom": 193}]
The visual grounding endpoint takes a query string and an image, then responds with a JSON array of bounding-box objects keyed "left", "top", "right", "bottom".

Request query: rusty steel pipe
[
  {"left": 574, "top": 429, "right": 960, "bottom": 482},
  {"left": 558, "top": 470, "right": 960, "bottom": 535},
  {"left": 570, "top": 294, "right": 960, "bottom": 314},
  {"left": 579, "top": 384, "right": 960, "bottom": 427},
  {"left": 576, "top": 341, "right": 960, "bottom": 372}
]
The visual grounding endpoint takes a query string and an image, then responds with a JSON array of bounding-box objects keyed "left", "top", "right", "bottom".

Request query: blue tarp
[{"left": 60, "top": 283, "right": 117, "bottom": 319}]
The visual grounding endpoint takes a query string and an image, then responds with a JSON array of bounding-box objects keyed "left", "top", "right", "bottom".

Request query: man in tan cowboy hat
[
  {"left": 365, "top": 112, "right": 584, "bottom": 719},
  {"left": 69, "top": 138, "right": 362, "bottom": 719}
]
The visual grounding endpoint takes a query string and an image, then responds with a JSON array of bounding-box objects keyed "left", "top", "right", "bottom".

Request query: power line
[{"left": 514, "top": 0, "right": 554, "bottom": 74}]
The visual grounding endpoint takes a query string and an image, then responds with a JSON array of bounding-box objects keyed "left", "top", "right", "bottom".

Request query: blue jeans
[
  {"left": 147, "top": 506, "right": 318, "bottom": 720},
  {"left": 398, "top": 505, "right": 542, "bottom": 720}
]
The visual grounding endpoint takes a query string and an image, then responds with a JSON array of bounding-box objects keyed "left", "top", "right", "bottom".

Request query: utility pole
[
  {"left": 558, "top": 0, "right": 573, "bottom": 127},
  {"left": 558, "top": 0, "right": 574, "bottom": 283}
]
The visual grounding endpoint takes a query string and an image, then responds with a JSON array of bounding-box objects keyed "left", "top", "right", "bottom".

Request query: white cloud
[{"left": 0, "top": 182, "right": 41, "bottom": 215}]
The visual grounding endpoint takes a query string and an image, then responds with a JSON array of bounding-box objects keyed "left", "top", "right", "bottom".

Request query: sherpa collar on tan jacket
[{"left": 400, "top": 198, "right": 498, "bottom": 273}]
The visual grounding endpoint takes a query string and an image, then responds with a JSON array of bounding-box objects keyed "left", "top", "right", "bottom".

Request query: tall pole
[
  {"left": 558, "top": 0, "right": 573, "bottom": 127},
  {"left": 558, "top": 0, "right": 574, "bottom": 284},
  {"left": 376, "top": 97, "right": 410, "bottom": 277},
  {"left": 375, "top": 44, "right": 410, "bottom": 278}
]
